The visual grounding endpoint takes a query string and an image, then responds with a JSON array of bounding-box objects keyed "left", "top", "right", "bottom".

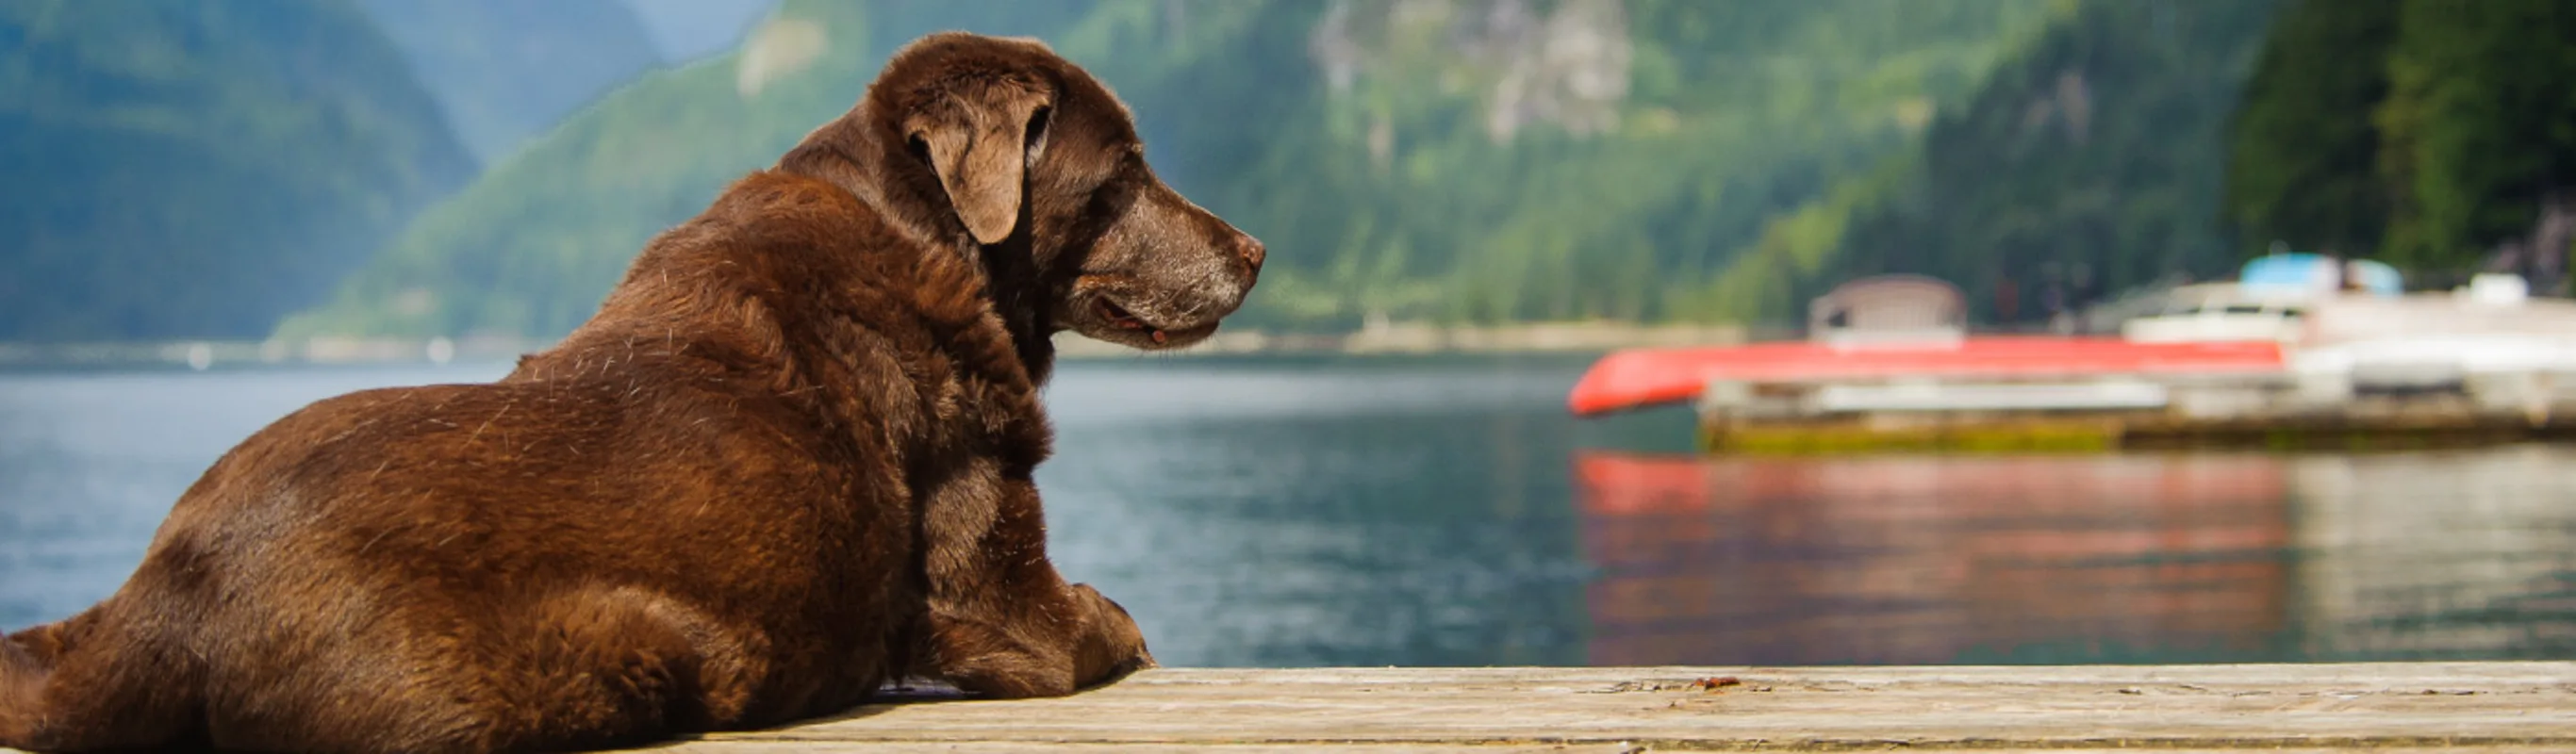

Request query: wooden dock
[
  {"left": 0, "top": 664, "right": 2563, "bottom": 751},
  {"left": 623, "top": 663, "right": 2573, "bottom": 752},
  {"left": 1702, "top": 407, "right": 2576, "bottom": 453}
]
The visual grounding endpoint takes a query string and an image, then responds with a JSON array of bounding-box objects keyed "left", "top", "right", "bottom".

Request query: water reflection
[
  {"left": 1035, "top": 356, "right": 1598, "bottom": 668},
  {"left": 2290, "top": 449, "right": 2576, "bottom": 660},
  {"left": 1575, "top": 449, "right": 2576, "bottom": 665}
]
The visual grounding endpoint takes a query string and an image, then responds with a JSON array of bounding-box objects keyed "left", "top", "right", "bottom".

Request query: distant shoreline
[{"left": 0, "top": 321, "right": 1748, "bottom": 371}]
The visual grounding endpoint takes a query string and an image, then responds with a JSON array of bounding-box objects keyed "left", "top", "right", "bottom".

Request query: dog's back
[{"left": 0, "top": 186, "right": 942, "bottom": 751}]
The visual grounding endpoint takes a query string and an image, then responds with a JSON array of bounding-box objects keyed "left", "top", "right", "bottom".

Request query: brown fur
[{"left": 0, "top": 32, "right": 1261, "bottom": 754}]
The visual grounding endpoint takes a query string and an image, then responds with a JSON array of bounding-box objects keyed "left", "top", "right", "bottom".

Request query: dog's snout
[{"left": 1230, "top": 233, "right": 1265, "bottom": 270}]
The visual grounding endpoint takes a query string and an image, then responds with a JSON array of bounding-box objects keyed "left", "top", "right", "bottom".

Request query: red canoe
[{"left": 1566, "top": 336, "right": 2287, "bottom": 417}]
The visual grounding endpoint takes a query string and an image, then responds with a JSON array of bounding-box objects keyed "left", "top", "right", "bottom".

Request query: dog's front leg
[{"left": 917, "top": 460, "right": 1154, "bottom": 698}]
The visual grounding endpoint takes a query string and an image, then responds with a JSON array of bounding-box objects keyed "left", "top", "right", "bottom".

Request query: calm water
[{"left": 3, "top": 355, "right": 2571, "bottom": 666}]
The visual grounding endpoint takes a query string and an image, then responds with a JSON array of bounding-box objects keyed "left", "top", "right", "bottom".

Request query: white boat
[
  {"left": 2118, "top": 283, "right": 2312, "bottom": 345},
  {"left": 2120, "top": 270, "right": 2576, "bottom": 402}
]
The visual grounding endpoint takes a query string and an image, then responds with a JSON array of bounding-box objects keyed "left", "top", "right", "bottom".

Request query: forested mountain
[
  {"left": 0, "top": 0, "right": 474, "bottom": 341},
  {"left": 2224, "top": 0, "right": 2576, "bottom": 290},
  {"left": 286, "top": 0, "right": 2064, "bottom": 339},
  {"left": 282, "top": 0, "right": 1109, "bottom": 339},
  {"left": 15, "top": 0, "right": 2564, "bottom": 342},
  {"left": 1707, "top": 0, "right": 2284, "bottom": 325},
  {"left": 1154, "top": 0, "right": 2065, "bottom": 329},
  {"left": 355, "top": 0, "right": 667, "bottom": 164}
]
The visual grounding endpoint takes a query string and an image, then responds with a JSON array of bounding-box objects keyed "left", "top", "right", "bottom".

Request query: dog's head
[{"left": 860, "top": 32, "right": 1262, "bottom": 351}]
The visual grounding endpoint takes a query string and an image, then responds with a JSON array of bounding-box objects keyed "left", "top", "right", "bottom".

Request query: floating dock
[
  {"left": 1570, "top": 272, "right": 2576, "bottom": 452},
  {"left": 1699, "top": 400, "right": 2576, "bottom": 453},
  {"left": 586, "top": 664, "right": 2576, "bottom": 751},
  {"left": 1568, "top": 335, "right": 2576, "bottom": 453}
]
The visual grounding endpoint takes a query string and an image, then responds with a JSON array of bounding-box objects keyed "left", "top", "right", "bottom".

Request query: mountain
[
  {"left": 288, "top": 0, "right": 2062, "bottom": 339},
  {"left": 0, "top": 0, "right": 476, "bottom": 341},
  {"left": 281, "top": 0, "right": 1107, "bottom": 339},
  {"left": 1704, "top": 0, "right": 2285, "bottom": 324},
  {"left": 355, "top": 0, "right": 667, "bottom": 164}
]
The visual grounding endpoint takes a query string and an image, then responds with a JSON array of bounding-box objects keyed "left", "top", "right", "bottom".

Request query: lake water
[{"left": 3, "top": 355, "right": 2571, "bottom": 667}]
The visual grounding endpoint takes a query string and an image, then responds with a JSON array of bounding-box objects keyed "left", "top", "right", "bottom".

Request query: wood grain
[
  {"left": 638, "top": 663, "right": 2576, "bottom": 752},
  {"left": 7, "top": 664, "right": 2562, "bottom": 752}
]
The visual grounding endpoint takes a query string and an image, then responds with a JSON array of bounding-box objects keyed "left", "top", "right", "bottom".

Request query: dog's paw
[
  {"left": 1114, "top": 647, "right": 1157, "bottom": 675},
  {"left": 1065, "top": 582, "right": 1154, "bottom": 685}
]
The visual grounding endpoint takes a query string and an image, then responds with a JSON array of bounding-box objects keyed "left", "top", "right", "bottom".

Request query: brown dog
[{"left": 0, "top": 31, "right": 1261, "bottom": 754}]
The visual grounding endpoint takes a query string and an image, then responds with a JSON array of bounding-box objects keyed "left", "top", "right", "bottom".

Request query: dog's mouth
[
  {"left": 1078, "top": 291, "right": 1221, "bottom": 350},
  {"left": 1092, "top": 296, "right": 1219, "bottom": 346}
]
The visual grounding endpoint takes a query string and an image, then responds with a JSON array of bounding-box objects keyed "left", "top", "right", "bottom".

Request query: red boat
[
  {"left": 1567, "top": 336, "right": 2289, "bottom": 416},
  {"left": 1568, "top": 275, "right": 2304, "bottom": 418}
]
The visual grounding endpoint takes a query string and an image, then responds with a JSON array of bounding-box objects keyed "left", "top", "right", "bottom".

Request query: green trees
[
  {"left": 2225, "top": 0, "right": 2576, "bottom": 287},
  {"left": 1710, "top": 0, "right": 2283, "bottom": 325},
  {"left": 2221, "top": 0, "right": 2399, "bottom": 260},
  {"left": 2377, "top": 0, "right": 2576, "bottom": 281}
]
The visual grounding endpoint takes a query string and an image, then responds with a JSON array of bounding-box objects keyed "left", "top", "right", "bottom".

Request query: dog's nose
[{"left": 1231, "top": 234, "right": 1265, "bottom": 270}]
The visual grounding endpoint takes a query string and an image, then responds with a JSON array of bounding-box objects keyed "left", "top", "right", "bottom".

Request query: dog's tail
[
  {"left": 0, "top": 617, "right": 71, "bottom": 747},
  {"left": 0, "top": 608, "right": 198, "bottom": 751}
]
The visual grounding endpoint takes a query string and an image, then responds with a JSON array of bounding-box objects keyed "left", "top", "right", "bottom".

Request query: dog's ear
[{"left": 908, "top": 85, "right": 1050, "bottom": 245}]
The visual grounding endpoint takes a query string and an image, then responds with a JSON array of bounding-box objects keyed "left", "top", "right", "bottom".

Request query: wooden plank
[
  {"left": 646, "top": 663, "right": 2576, "bottom": 752},
  {"left": 669, "top": 746, "right": 2551, "bottom": 754},
  {"left": 5, "top": 664, "right": 2565, "bottom": 752}
]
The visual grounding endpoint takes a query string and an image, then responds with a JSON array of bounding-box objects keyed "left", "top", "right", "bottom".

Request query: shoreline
[{"left": 0, "top": 321, "right": 1747, "bottom": 371}]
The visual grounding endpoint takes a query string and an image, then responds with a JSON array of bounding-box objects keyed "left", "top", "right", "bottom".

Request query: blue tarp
[{"left": 2239, "top": 253, "right": 2402, "bottom": 296}]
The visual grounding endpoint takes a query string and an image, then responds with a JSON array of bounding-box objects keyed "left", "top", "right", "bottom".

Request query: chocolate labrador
[{"left": 0, "top": 31, "right": 1261, "bottom": 754}]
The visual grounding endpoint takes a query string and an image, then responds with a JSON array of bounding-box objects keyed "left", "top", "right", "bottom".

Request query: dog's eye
[
  {"left": 1024, "top": 106, "right": 1051, "bottom": 153},
  {"left": 905, "top": 134, "right": 933, "bottom": 164}
]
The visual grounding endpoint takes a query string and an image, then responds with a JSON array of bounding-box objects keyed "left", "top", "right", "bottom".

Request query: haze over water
[{"left": 2, "top": 356, "right": 2569, "bottom": 666}]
